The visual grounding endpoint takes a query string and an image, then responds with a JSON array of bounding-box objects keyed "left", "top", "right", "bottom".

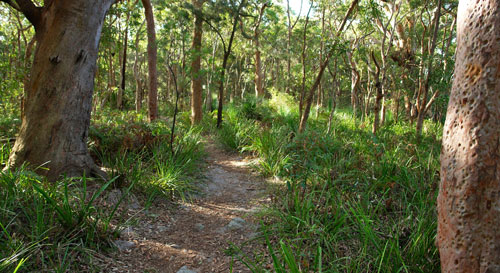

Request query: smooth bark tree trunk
[
  {"left": 437, "top": 0, "right": 500, "bottom": 271},
  {"left": 4, "top": 0, "right": 114, "bottom": 180},
  {"left": 141, "top": 0, "right": 158, "bottom": 121},
  {"left": 190, "top": 0, "right": 204, "bottom": 124},
  {"left": 254, "top": 38, "right": 263, "bottom": 97}
]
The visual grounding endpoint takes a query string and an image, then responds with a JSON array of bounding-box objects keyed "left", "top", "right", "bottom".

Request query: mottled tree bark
[
  {"left": 437, "top": 0, "right": 500, "bottom": 271},
  {"left": 141, "top": 0, "right": 158, "bottom": 122},
  {"left": 2, "top": 0, "right": 114, "bottom": 180},
  {"left": 190, "top": 0, "right": 204, "bottom": 124}
]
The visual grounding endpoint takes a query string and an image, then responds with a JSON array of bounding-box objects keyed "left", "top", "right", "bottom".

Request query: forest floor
[{"left": 104, "top": 138, "right": 270, "bottom": 273}]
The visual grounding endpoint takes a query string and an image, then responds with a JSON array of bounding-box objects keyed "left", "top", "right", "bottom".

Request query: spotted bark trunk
[
  {"left": 4, "top": 0, "right": 113, "bottom": 181},
  {"left": 437, "top": 0, "right": 500, "bottom": 271}
]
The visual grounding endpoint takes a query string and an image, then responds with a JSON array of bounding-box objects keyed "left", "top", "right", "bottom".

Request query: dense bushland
[
  {"left": 216, "top": 95, "right": 441, "bottom": 272},
  {"left": 0, "top": 109, "right": 205, "bottom": 272}
]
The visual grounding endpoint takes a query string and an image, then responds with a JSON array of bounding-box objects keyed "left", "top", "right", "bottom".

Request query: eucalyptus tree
[
  {"left": 0, "top": 0, "right": 115, "bottom": 180},
  {"left": 190, "top": 0, "right": 205, "bottom": 124},
  {"left": 438, "top": 0, "right": 500, "bottom": 271},
  {"left": 298, "top": 0, "right": 359, "bottom": 133},
  {"left": 204, "top": 0, "right": 248, "bottom": 128},
  {"left": 141, "top": 0, "right": 159, "bottom": 121}
]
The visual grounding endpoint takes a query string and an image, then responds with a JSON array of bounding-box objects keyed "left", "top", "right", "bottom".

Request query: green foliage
[
  {"left": 90, "top": 109, "right": 205, "bottom": 198},
  {"left": 0, "top": 108, "right": 206, "bottom": 272},
  {"left": 0, "top": 170, "right": 121, "bottom": 272},
  {"left": 217, "top": 103, "right": 441, "bottom": 272}
]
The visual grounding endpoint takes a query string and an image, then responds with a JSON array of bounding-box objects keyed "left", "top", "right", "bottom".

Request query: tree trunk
[
  {"left": 142, "top": 0, "right": 158, "bottom": 121},
  {"left": 347, "top": 50, "right": 360, "bottom": 116},
  {"left": 4, "top": 0, "right": 114, "bottom": 181},
  {"left": 415, "top": 0, "right": 442, "bottom": 136},
  {"left": 190, "top": 0, "right": 204, "bottom": 124},
  {"left": 437, "top": 0, "right": 500, "bottom": 271},
  {"left": 371, "top": 51, "right": 382, "bottom": 134},
  {"left": 215, "top": 0, "right": 245, "bottom": 128},
  {"left": 315, "top": 6, "right": 326, "bottom": 118},
  {"left": 298, "top": 0, "right": 359, "bottom": 133},
  {"left": 216, "top": 53, "right": 229, "bottom": 127},
  {"left": 118, "top": 12, "right": 130, "bottom": 110},
  {"left": 254, "top": 38, "right": 264, "bottom": 97},
  {"left": 134, "top": 20, "right": 145, "bottom": 112},
  {"left": 299, "top": 4, "right": 313, "bottom": 116}
]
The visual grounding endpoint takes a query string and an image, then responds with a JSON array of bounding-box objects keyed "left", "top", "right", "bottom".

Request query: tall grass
[
  {"left": 219, "top": 97, "right": 442, "bottom": 272},
  {"left": 89, "top": 111, "right": 205, "bottom": 198},
  {"left": 0, "top": 109, "right": 206, "bottom": 271},
  {"left": 0, "top": 168, "right": 122, "bottom": 272}
]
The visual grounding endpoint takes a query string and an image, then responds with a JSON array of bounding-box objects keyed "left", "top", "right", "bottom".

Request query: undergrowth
[
  {"left": 0, "top": 109, "right": 205, "bottom": 271},
  {"left": 218, "top": 95, "right": 442, "bottom": 273}
]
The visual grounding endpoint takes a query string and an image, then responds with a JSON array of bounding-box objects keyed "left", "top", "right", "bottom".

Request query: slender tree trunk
[
  {"left": 215, "top": 0, "right": 245, "bottom": 128},
  {"left": 438, "top": 0, "right": 500, "bottom": 271},
  {"left": 416, "top": 0, "right": 442, "bottom": 136},
  {"left": 315, "top": 6, "right": 325, "bottom": 118},
  {"left": 371, "top": 51, "right": 382, "bottom": 134},
  {"left": 299, "top": 4, "right": 313, "bottom": 116},
  {"left": 347, "top": 50, "right": 360, "bottom": 116},
  {"left": 298, "top": 0, "right": 359, "bottom": 133},
  {"left": 142, "top": 0, "right": 158, "bottom": 121},
  {"left": 205, "top": 40, "right": 218, "bottom": 111},
  {"left": 190, "top": 0, "right": 204, "bottom": 124},
  {"left": 254, "top": 38, "right": 264, "bottom": 97},
  {"left": 134, "top": 20, "right": 145, "bottom": 112},
  {"left": 217, "top": 54, "right": 229, "bottom": 127},
  {"left": 4, "top": 0, "right": 114, "bottom": 180},
  {"left": 118, "top": 12, "right": 130, "bottom": 110},
  {"left": 326, "top": 60, "right": 338, "bottom": 134}
]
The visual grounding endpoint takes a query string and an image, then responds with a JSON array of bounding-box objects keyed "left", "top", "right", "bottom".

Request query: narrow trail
[{"left": 108, "top": 139, "right": 269, "bottom": 273}]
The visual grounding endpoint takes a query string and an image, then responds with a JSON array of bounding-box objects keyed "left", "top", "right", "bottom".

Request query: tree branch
[{"left": 1, "top": 0, "right": 42, "bottom": 29}]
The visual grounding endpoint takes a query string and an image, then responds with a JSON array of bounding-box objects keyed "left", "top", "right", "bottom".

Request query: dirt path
[{"left": 106, "top": 139, "right": 268, "bottom": 273}]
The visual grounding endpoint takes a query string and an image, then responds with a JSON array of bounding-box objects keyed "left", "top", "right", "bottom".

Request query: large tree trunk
[
  {"left": 142, "top": 0, "right": 158, "bottom": 122},
  {"left": 437, "top": 0, "right": 500, "bottom": 271},
  {"left": 4, "top": 0, "right": 114, "bottom": 181},
  {"left": 190, "top": 0, "right": 204, "bottom": 124}
]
